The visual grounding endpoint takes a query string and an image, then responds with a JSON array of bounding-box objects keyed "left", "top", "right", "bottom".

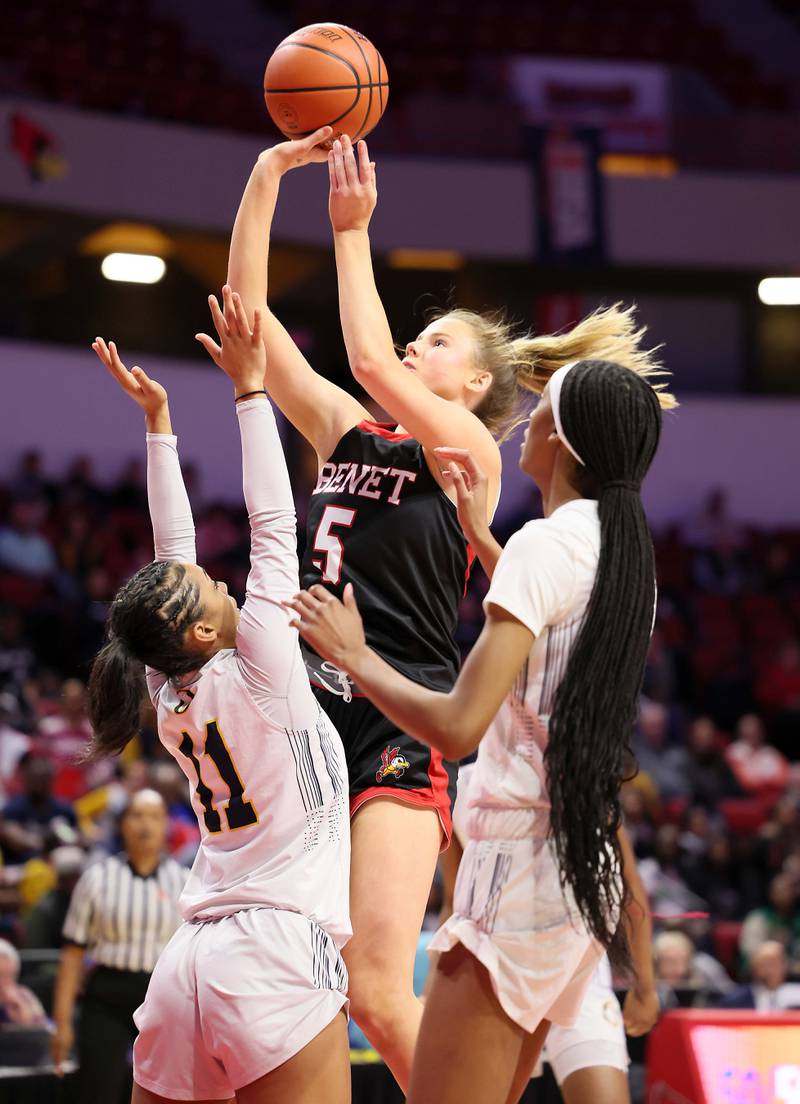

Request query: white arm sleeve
[
  {"left": 234, "top": 397, "right": 313, "bottom": 716},
  {"left": 146, "top": 434, "right": 197, "bottom": 564},
  {"left": 145, "top": 433, "right": 197, "bottom": 701}
]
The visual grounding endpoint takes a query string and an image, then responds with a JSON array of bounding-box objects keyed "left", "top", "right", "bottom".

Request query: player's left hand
[
  {"left": 93, "top": 337, "right": 168, "bottom": 416},
  {"left": 196, "top": 285, "right": 266, "bottom": 396},
  {"left": 329, "top": 135, "right": 377, "bottom": 233},
  {"left": 623, "top": 984, "right": 660, "bottom": 1036},
  {"left": 284, "top": 583, "right": 366, "bottom": 668}
]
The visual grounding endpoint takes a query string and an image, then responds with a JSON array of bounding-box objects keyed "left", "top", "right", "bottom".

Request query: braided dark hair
[
  {"left": 86, "top": 561, "right": 203, "bottom": 760},
  {"left": 543, "top": 359, "right": 662, "bottom": 971}
]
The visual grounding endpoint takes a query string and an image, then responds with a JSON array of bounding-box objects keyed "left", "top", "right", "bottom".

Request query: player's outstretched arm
[
  {"left": 329, "top": 135, "right": 501, "bottom": 488},
  {"left": 226, "top": 133, "right": 369, "bottom": 460},
  {"left": 92, "top": 337, "right": 196, "bottom": 564},
  {"left": 285, "top": 583, "right": 533, "bottom": 760},
  {"left": 199, "top": 287, "right": 308, "bottom": 695}
]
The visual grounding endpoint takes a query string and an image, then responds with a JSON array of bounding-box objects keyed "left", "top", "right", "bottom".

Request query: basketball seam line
[
  {"left": 336, "top": 25, "right": 373, "bottom": 140},
  {"left": 266, "top": 84, "right": 388, "bottom": 93},
  {"left": 271, "top": 41, "right": 360, "bottom": 84}
]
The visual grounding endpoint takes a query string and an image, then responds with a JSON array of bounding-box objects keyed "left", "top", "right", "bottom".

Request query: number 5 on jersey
[
  {"left": 312, "top": 505, "right": 356, "bottom": 585},
  {"left": 178, "top": 721, "right": 258, "bottom": 834}
]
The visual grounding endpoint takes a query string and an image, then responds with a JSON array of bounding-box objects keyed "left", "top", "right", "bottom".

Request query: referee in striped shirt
[{"left": 51, "top": 788, "right": 187, "bottom": 1102}]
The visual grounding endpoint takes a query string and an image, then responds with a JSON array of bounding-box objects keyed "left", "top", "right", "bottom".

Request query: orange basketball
[{"left": 264, "top": 24, "right": 388, "bottom": 143}]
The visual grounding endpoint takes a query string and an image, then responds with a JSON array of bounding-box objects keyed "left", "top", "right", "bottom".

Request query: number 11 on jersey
[{"left": 312, "top": 505, "right": 357, "bottom": 585}]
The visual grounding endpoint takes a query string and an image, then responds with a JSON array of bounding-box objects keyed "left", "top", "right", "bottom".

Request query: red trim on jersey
[
  {"left": 350, "top": 760, "right": 453, "bottom": 852},
  {"left": 464, "top": 542, "right": 477, "bottom": 595},
  {"left": 357, "top": 420, "right": 413, "bottom": 442}
]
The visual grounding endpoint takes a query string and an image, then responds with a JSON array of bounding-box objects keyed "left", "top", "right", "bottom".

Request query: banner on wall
[
  {"left": 508, "top": 56, "right": 670, "bottom": 154},
  {"left": 527, "top": 126, "right": 606, "bottom": 265}
]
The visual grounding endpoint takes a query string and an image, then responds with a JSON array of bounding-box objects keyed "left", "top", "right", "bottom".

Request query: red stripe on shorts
[{"left": 350, "top": 766, "right": 453, "bottom": 852}]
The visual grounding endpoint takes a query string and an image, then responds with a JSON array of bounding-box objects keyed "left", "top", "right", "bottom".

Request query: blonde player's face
[
  {"left": 402, "top": 317, "right": 488, "bottom": 405},
  {"left": 519, "top": 388, "right": 559, "bottom": 484},
  {"left": 182, "top": 562, "right": 239, "bottom": 653}
]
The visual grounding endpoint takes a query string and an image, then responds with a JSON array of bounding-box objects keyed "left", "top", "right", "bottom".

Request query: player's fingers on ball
[
  {"left": 332, "top": 140, "right": 347, "bottom": 187},
  {"left": 356, "top": 139, "right": 369, "bottom": 180},
  {"left": 342, "top": 136, "right": 359, "bottom": 188}
]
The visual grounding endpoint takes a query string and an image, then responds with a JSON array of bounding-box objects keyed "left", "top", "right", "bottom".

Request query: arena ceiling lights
[
  {"left": 758, "top": 278, "right": 800, "bottom": 306},
  {"left": 101, "top": 253, "right": 166, "bottom": 284}
]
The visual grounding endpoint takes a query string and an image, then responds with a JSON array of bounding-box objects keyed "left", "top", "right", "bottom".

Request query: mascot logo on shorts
[{"left": 376, "top": 745, "right": 410, "bottom": 783}]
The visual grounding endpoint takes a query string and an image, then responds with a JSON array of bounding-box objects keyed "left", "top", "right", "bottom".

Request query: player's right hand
[
  {"left": 435, "top": 447, "right": 492, "bottom": 541},
  {"left": 51, "top": 1021, "right": 74, "bottom": 1076},
  {"left": 258, "top": 126, "right": 334, "bottom": 174},
  {"left": 623, "top": 984, "right": 660, "bottom": 1036}
]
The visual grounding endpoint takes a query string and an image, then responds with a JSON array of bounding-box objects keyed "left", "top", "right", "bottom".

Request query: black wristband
[{"left": 235, "top": 389, "right": 267, "bottom": 403}]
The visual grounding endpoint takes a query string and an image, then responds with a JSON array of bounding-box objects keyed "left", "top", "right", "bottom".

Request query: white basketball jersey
[
  {"left": 144, "top": 399, "right": 350, "bottom": 948},
  {"left": 151, "top": 654, "right": 350, "bottom": 945}
]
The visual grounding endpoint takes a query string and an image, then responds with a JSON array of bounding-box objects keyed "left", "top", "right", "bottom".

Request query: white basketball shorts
[
  {"left": 133, "top": 906, "right": 348, "bottom": 1100},
  {"left": 543, "top": 956, "right": 629, "bottom": 1084},
  {"left": 429, "top": 833, "right": 603, "bottom": 1033}
]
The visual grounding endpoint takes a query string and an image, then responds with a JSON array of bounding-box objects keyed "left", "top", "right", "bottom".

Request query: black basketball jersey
[{"left": 301, "top": 421, "right": 473, "bottom": 691}]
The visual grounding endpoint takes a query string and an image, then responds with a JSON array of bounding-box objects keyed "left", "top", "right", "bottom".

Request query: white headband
[{"left": 548, "top": 361, "right": 585, "bottom": 466}]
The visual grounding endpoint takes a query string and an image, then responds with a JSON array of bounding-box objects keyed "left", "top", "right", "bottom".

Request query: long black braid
[
  {"left": 543, "top": 359, "right": 662, "bottom": 970},
  {"left": 86, "top": 561, "right": 203, "bottom": 759}
]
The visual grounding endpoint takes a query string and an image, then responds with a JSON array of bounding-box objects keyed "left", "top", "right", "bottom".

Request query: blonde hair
[{"left": 434, "top": 302, "right": 677, "bottom": 441}]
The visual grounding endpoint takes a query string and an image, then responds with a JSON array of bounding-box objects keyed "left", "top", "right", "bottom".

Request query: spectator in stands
[
  {"left": 719, "top": 941, "right": 800, "bottom": 1010},
  {"left": 684, "top": 716, "right": 742, "bottom": 809},
  {"left": 109, "top": 457, "right": 147, "bottom": 511},
  {"left": 22, "top": 845, "right": 85, "bottom": 950},
  {"left": 0, "top": 939, "right": 47, "bottom": 1026},
  {"left": 0, "top": 606, "right": 36, "bottom": 700},
  {"left": 36, "top": 678, "right": 104, "bottom": 801},
  {"left": 61, "top": 455, "right": 103, "bottom": 511},
  {"left": 9, "top": 450, "right": 51, "bottom": 503},
  {"left": 633, "top": 698, "right": 689, "bottom": 801},
  {"left": 726, "top": 713, "right": 790, "bottom": 797},
  {"left": 621, "top": 785, "right": 658, "bottom": 857},
  {"left": 639, "top": 824, "right": 708, "bottom": 921},
  {"left": 759, "top": 795, "right": 800, "bottom": 875},
  {"left": 0, "top": 754, "right": 76, "bottom": 863},
  {"left": 740, "top": 872, "right": 800, "bottom": 972},
  {"left": 755, "top": 640, "right": 800, "bottom": 758},
  {"left": 683, "top": 488, "right": 744, "bottom": 551},
  {"left": 0, "top": 692, "right": 30, "bottom": 798},
  {"left": 195, "top": 502, "right": 243, "bottom": 563},
  {"left": 0, "top": 500, "right": 57, "bottom": 579},
  {"left": 653, "top": 930, "right": 734, "bottom": 1004},
  {"left": 684, "top": 833, "right": 750, "bottom": 922},
  {"left": 51, "top": 790, "right": 186, "bottom": 1098}
]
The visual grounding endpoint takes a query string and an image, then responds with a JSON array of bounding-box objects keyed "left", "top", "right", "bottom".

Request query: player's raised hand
[
  {"left": 435, "top": 447, "right": 493, "bottom": 537},
  {"left": 328, "top": 135, "right": 377, "bottom": 232},
  {"left": 196, "top": 285, "right": 266, "bottom": 397},
  {"left": 258, "top": 126, "right": 334, "bottom": 175},
  {"left": 93, "top": 337, "right": 170, "bottom": 432},
  {"left": 284, "top": 583, "right": 366, "bottom": 669}
]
